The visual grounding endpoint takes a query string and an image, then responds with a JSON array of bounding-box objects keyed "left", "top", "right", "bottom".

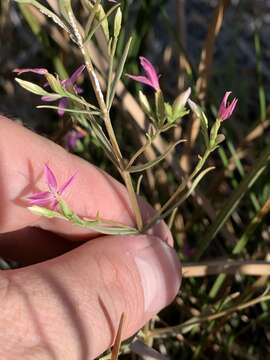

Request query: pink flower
[
  {"left": 28, "top": 164, "right": 76, "bottom": 209},
  {"left": 218, "top": 91, "right": 238, "bottom": 121},
  {"left": 14, "top": 65, "right": 85, "bottom": 116},
  {"left": 127, "top": 56, "right": 160, "bottom": 91},
  {"left": 43, "top": 65, "right": 85, "bottom": 116},
  {"left": 13, "top": 68, "right": 48, "bottom": 75},
  {"left": 64, "top": 129, "right": 84, "bottom": 151}
]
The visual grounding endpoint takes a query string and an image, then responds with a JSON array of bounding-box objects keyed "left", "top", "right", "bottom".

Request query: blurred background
[{"left": 1, "top": 0, "right": 270, "bottom": 358}]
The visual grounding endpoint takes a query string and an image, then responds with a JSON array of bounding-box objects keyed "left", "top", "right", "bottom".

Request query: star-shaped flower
[
  {"left": 14, "top": 65, "right": 85, "bottom": 116},
  {"left": 218, "top": 91, "right": 238, "bottom": 121},
  {"left": 127, "top": 56, "right": 160, "bottom": 92},
  {"left": 64, "top": 129, "right": 85, "bottom": 151},
  {"left": 28, "top": 165, "right": 76, "bottom": 209}
]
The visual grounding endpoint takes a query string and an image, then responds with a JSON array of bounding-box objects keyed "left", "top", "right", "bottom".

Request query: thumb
[{"left": 1, "top": 234, "right": 181, "bottom": 359}]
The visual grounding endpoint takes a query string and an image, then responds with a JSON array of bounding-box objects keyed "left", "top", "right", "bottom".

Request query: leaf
[
  {"left": 58, "top": 198, "right": 75, "bottom": 220},
  {"left": 215, "top": 133, "right": 225, "bottom": 145},
  {"left": 173, "top": 87, "right": 191, "bottom": 110},
  {"left": 90, "top": 121, "right": 118, "bottom": 167},
  {"left": 128, "top": 139, "right": 185, "bottom": 173},
  {"left": 84, "top": 3, "right": 120, "bottom": 43},
  {"left": 15, "top": 0, "right": 71, "bottom": 34},
  {"left": 37, "top": 105, "right": 100, "bottom": 116},
  {"left": 165, "top": 102, "right": 173, "bottom": 119},
  {"left": 114, "top": 7, "right": 122, "bottom": 38},
  {"left": 138, "top": 91, "right": 152, "bottom": 115},
  {"left": 209, "top": 118, "right": 221, "bottom": 148},
  {"left": 108, "top": 37, "right": 132, "bottom": 109},
  {"left": 188, "top": 99, "right": 209, "bottom": 146},
  {"left": 195, "top": 141, "right": 270, "bottom": 259},
  {"left": 81, "top": 222, "right": 138, "bottom": 235},
  {"left": 155, "top": 90, "right": 166, "bottom": 126},
  {"left": 45, "top": 74, "right": 65, "bottom": 95},
  {"left": 15, "top": 78, "right": 55, "bottom": 96},
  {"left": 28, "top": 206, "right": 66, "bottom": 219}
]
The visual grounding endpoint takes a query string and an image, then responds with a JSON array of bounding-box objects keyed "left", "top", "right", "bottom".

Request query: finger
[
  {"left": 0, "top": 116, "right": 172, "bottom": 244},
  {"left": 0, "top": 228, "right": 81, "bottom": 266},
  {"left": 1, "top": 235, "right": 181, "bottom": 359}
]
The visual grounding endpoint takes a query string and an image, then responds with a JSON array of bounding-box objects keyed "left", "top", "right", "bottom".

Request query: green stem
[
  {"left": 143, "top": 148, "right": 211, "bottom": 232},
  {"left": 80, "top": 44, "right": 143, "bottom": 231}
]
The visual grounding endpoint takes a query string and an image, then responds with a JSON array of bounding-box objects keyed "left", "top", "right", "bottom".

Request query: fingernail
[{"left": 134, "top": 236, "right": 181, "bottom": 315}]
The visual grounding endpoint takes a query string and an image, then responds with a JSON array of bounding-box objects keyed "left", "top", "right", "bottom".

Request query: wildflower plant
[{"left": 13, "top": 0, "right": 237, "bottom": 236}]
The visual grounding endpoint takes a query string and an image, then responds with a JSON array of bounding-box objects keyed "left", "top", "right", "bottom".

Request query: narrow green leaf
[
  {"left": 195, "top": 142, "right": 270, "bottom": 260},
  {"left": 45, "top": 74, "right": 65, "bottom": 95},
  {"left": 108, "top": 37, "right": 132, "bottom": 109},
  {"left": 15, "top": 0, "right": 71, "bottom": 33},
  {"left": 138, "top": 91, "right": 152, "bottom": 115},
  {"left": 28, "top": 206, "right": 65, "bottom": 219},
  {"left": 155, "top": 90, "right": 166, "bottom": 126},
  {"left": 90, "top": 121, "right": 118, "bottom": 167},
  {"left": 80, "top": 220, "right": 138, "bottom": 235},
  {"left": 84, "top": 3, "right": 120, "bottom": 43},
  {"left": 128, "top": 139, "right": 185, "bottom": 173},
  {"left": 15, "top": 78, "right": 53, "bottom": 96},
  {"left": 37, "top": 105, "right": 100, "bottom": 116},
  {"left": 114, "top": 7, "right": 122, "bottom": 38}
]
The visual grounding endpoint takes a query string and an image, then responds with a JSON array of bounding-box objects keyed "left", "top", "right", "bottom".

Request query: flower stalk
[{"left": 13, "top": 0, "right": 238, "bottom": 237}]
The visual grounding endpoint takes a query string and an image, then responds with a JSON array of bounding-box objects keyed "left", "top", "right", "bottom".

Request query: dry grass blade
[
  {"left": 195, "top": 0, "right": 230, "bottom": 102},
  {"left": 149, "top": 293, "right": 270, "bottom": 337},
  {"left": 182, "top": 260, "right": 270, "bottom": 277},
  {"left": 175, "top": 0, "right": 188, "bottom": 90},
  {"left": 195, "top": 141, "right": 270, "bottom": 259},
  {"left": 111, "top": 313, "right": 125, "bottom": 360},
  {"left": 181, "top": 0, "right": 230, "bottom": 172}
]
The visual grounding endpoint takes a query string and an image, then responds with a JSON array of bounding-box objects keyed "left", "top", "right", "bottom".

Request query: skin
[{"left": 0, "top": 116, "right": 181, "bottom": 360}]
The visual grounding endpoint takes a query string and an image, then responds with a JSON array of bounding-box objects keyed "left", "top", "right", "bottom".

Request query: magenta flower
[
  {"left": 43, "top": 65, "right": 85, "bottom": 116},
  {"left": 64, "top": 129, "right": 84, "bottom": 151},
  {"left": 218, "top": 91, "right": 238, "bottom": 121},
  {"left": 14, "top": 65, "right": 85, "bottom": 116},
  {"left": 28, "top": 164, "right": 76, "bottom": 209},
  {"left": 127, "top": 56, "right": 160, "bottom": 91},
  {"left": 13, "top": 68, "right": 48, "bottom": 75}
]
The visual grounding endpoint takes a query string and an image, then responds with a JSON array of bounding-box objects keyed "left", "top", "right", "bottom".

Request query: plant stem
[
  {"left": 80, "top": 44, "right": 143, "bottom": 230},
  {"left": 143, "top": 148, "right": 211, "bottom": 231},
  {"left": 127, "top": 130, "right": 160, "bottom": 169}
]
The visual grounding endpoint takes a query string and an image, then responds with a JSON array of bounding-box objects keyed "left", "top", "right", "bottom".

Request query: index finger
[{"left": 0, "top": 116, "right": 172, "bottom": 244}]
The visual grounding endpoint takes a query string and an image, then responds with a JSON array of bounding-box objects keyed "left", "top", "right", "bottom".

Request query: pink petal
[
  {"left": 218, "top": 91, "right": 231, "bottom": 117},
  {"left": 28, "top": 194, "right": 55, "bottom": 206},
  {"left": 139, "top": 57, "right": 160, "bottom": 91},
  {"left": 28, "top": 191, "right": 52, "bottom": 200},
  {"left": 227, "top": 98, "right": 238, "bottom": 118},
  {"left": 45, "top": 164, "right": 58, "bottom": 191},
  {"left": 58, "top": 98, "right": 68, "bottom": 116},
  {"left": 127, "top": 74, "right": 157, "bottom": 90},
  {"left": 68, "top": 65, "right": 86, "bottom": 85},
  {"left": 218, "top": 91, "right": 238, "bottom": 121},
  {"left": 65, "top": 130, "right": 84, "bottom": 151},
  {"left": 58, "top": 173, "right": 76, "bottom": 194},
  {"left": 52, "top": 199, "right": 59, "bottom": 210},
  {"left": 41, "top": 94, "right": 62, "bottom": 102},
  {"left": 74, "top": 84, "right": 83, "bottom": 95},
  {"left": 13, "top": 68, "right": 48, "bottom": 75}
]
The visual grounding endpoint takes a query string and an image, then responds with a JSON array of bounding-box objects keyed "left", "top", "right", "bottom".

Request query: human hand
[{"left": 0, "top": 116, "right": 181, "bottom": 359}]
